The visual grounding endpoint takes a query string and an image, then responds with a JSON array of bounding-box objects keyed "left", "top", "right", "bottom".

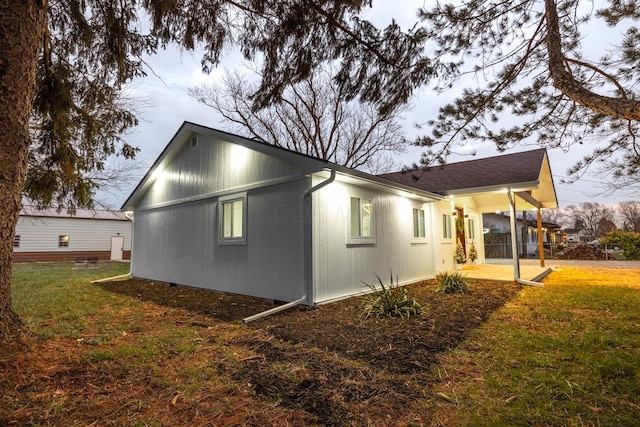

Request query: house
[
  {"left": 561, "top": 228, "right": 591, "bottom": 244},
  {"left": 13, "top": 206, "right": 132, "bottom": 263},
  {"left": 122, "top": 122, "right": 557, "bottom": 307},
  {"left": 482, "top": 212, "right": 562, "bottom": 258}
]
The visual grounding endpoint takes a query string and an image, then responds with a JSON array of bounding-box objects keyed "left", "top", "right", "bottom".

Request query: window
[
  {"left": 467, "top": 218, "right": 476, "bottom": 239},
  {"left": 58, "top": 235, "right": 69, "bottom": 247},
  {"left": 442, "top": 214, "right": 452, "bottom": 239},
  {"left": 413, "top": 208, "right": 426, "bottom": 238},
  {"left": 350, "top": 197, "right": 373, "bottom": 238},
  {"left": 219, "top": 193, "right": 247, "bottom": 244},
  {"left": 13, "top": 235, "right": 20, "bottom": 248}
]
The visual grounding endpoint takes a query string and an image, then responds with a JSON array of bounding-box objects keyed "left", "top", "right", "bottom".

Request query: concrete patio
[
  {"left": 460, "top": 261, "right": 551, "bottom": 283},
  {"left": 460, "top": 258, "right": 640, "bottom": 283}
]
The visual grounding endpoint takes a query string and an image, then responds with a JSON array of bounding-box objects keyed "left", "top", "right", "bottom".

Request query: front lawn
[{"left": 3, "top": 262, "right": 639, "bottom": 425}]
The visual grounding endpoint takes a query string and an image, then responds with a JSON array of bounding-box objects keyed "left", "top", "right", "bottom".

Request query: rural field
[{"left": 2, "top": 262, "right": 639, "bottom": 426}]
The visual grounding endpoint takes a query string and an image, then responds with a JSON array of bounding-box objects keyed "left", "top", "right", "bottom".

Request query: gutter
[
  {"left": 91, "top": 211, "right": 134, "bottom": 284},
  {"left": 243, "top": 169, "right": 337, "bottom": 323},
  {"left": 507, "top": 191, "right": 544, "bottom": 287}
]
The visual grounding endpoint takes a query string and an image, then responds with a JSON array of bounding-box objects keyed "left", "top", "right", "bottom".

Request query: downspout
[
  {"left": 91, "top": 211, "right": 134, "bottom": 283},
  {"left": 508, "top": 191, "right": 544, "bottom": 287},
  {"left": 243, "top": 169, "right": 337, "bottom": 323}
]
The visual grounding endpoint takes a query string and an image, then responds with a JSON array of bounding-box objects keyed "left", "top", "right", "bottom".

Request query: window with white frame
[
  {"left": 13, "top": 235, "right": 20, "bottom": 248},
  {"left": 442, "top": 214, "right": 452, "bottom": 239},
  {"left": 58, "top": 235, "right": 69, "bottom": 247},
  {"left": 350, "top": 196, "right": 373, "bottom": 239},
  {"left": 219, "top": 193, "right": 247, "bottom": 244},
  {"left": 413, "top": 208, "right": 426, "bottom": 238},
  {"left": 467, "top": 218, "right": 476, "bottom": 239}
]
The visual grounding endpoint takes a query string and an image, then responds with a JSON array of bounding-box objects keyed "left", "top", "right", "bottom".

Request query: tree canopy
[{"left": 412, "top": 0, "right": 640, "bottom": 190}]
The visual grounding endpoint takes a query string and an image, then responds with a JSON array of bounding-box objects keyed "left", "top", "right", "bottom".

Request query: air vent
[{"left": 190, "top": 135, "right": 198, "bottom": 148}]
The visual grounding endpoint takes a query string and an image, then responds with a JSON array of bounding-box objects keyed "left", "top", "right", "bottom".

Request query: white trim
[
  {"left": 411, "top": 206, "right": 429, "bottom": 243},
  {"left": 346, "top": 192, "right": 376, "bottom": 245},
  {"left": 218, "top": 192, "right": 247, "bottom": 245}
]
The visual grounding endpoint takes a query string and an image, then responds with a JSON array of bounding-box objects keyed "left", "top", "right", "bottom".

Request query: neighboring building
[
  {"left": 561, "top": 228, "right": 591, "bottom": 244},
  {"left": 122, "top": 122, "right": 557, "bottom": 306},
  {"left": 482, "top": 212, "right": 562, "bottom": 258},
  {"left": 13, "top": 206, "right": 132, "bottom": 263}
]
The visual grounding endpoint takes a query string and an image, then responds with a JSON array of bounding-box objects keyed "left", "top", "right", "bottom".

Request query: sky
[{"left": 104, "top": 1, "right": 637, "bottom": 210}]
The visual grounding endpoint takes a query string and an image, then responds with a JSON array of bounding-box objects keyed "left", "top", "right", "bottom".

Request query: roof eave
[
  {"left": 441, "top": 181, "right": 541, "bottom": 197},
  {"left": 327, "top": 165, "right": 444, "bottom": 201}
]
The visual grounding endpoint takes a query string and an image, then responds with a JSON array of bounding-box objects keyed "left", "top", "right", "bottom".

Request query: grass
[
  {"left": 11, "top": 261, "right": 132, "bottom": 338},
  {"left": 6, "top": 261, "right": 284, "bottom": 426},
  {"left": 5, "top": 262, "right": 640, "bottom": 425},
  {"left": 434, "top": 267, "right": 640, "bottom": 426}
]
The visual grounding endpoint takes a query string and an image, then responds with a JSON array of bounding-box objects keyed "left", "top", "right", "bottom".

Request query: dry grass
[{"left": 3, "top": 262, "right": 640, "bottom": 425}]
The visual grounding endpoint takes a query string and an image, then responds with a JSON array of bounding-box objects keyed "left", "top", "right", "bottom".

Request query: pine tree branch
[{"left": 545, "top": 0, "right": 640, "bottom": 121}]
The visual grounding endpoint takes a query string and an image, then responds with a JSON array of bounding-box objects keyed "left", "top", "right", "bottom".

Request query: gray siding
[
  {"left": 311, "top": 179, "right": 436, "bottom": 303},
  {"left": 136, "top": 134, "right": 302, "bottom": 209},
  {"left": 132, "top": 133, "right": 309, "bottom": 302}
]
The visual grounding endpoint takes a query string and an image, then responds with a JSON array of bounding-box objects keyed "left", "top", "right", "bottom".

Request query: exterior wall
[
  {"left": 13, "top": 216, "right": 132, "bottom": 262},
  {"left": 432, "top": 200, "right": 456, "bottom": 273},
  {"left": 13, "top": 250, "right": 131, "bottom": 263},
  {"left": 431, "top": 197, "right": 484, "bottom": 273},
  {"left": 132, "top": 133, "right": 309, "bottom": 302},
  {"left": 136, "top": 133, "right": 302, "bottom": 208},
  {"left": 311, "top": 178, "right": 436, "bottom": 304}
]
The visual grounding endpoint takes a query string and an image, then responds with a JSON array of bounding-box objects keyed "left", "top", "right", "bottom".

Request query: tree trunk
[{"left": 0, "top": 0, "right": 46, "bottom": 340}]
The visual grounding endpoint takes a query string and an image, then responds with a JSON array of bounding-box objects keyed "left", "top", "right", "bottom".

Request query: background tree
[
  {"left": 618, "top": 200, "right": 640, "bottom": 232},
  {"left": 411, "top": 0, "right": 640, "bottom": 191},
  {"left": 189, "top": 66, "right": 407, "bottom": 173},
  {"left": 567, "top": 202, "right": 617, "bottom": 240},
  {"left": 541, "top": 207, "right": 567, "bottom": 228}
]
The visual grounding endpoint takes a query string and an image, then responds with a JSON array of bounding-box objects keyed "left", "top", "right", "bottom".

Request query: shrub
[
  {"left": 360, "top": 274, "right": 421, "bottom": 319},
  {"left": 601, "top": 230, "right": 640, "bottom": 260},
  {"left": 435, "top": 271, "right": 469, "bottom": 294}
]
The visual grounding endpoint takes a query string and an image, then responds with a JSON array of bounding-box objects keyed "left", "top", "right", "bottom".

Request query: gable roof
[
  {"left": 122, "top": 122, "right": 444, "bottom": 210},
  {"left": 380, "top": 149, "right": 558, "bottom": 211}
]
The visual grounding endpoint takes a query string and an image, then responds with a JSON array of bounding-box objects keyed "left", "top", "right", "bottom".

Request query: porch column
[
  {"left": 507, "top": 190, "right": 520, "bottom": 281},
  {"left": 537, "top": 208, "right": 545, "bottom": 267}
]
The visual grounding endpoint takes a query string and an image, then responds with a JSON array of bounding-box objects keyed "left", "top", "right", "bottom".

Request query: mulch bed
[
  {"left": 97, "top": 278, "right": 522, "bottom": 425},
  {"left": 3, "top": 277, "right": 522, "bottom": 426}
]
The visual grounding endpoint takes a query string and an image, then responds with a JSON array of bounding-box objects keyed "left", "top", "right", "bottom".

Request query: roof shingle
[{"left": 379, "top": 149, "right": 547, "bottom": 195}]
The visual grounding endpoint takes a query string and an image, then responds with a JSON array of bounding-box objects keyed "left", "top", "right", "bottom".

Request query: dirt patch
[
  {"left": 4, "top": 277, "right": 521, "bottom": 425},
  {"left": 252, "top": 280, "right": 521, "bottom": 374},
  {"left": 97, "top": 279, "right": 276, "bottom": 322},
  {"left": 97, "top": 278, "right": 521, "bottom": 424}
]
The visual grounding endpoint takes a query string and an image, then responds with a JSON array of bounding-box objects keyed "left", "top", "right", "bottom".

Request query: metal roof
[{"left": 20, "top": 206, "right": 128, "bottom": 221}]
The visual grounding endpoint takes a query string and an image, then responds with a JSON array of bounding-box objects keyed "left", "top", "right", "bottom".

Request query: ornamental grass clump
[
  {"left": 361, "top": 274, "right": 421, "bottom": 319},
  {"left": 435, "top": 271, "right": 469, "bottom": 294}
]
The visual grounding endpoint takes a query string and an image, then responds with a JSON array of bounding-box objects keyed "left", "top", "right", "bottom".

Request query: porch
[{"left": 460, "top": 259, "right": 552, "bottom": 283}]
